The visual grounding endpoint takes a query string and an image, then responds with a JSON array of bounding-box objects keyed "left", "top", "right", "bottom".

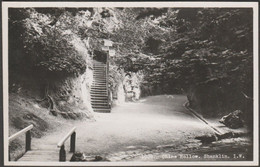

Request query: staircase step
[
  {"left": 91, "top": 91, "right": 107, "bottom": 93},
  {"left": 91, "top": 100, "right": 108, "bottom": 103},
  {"left": 93, "top": 106, "right": 110, "bottom": 109},
  {"left": 93, "top": 81, "right": 107, "bottom": 82},
  {"left": 93, "top": 78, "right": 106, "bottom": 80},
  {"left": 91, "top": 96, "right": 108, "bottom": 100},
  {"left": 93, "top": 74, "right": 106, "bottom": 75},
  {"left": 92, "top": 106, "right": 110, "bottom": 108},
  {"left": 93, "top": 74, "right": 106, "bottom": 76},
  {"left": 91, "top": 94, "right": 108, "bottom": 97},
  {"left": 93, "top": 109, "right": 111, "bottom": 113},
  {"left": 93, "top": 73, "right": 106, "bottom": 75},
  {"left": 91, "top": 88, "right": 107, "bottom": 90},
  {"left": 91, "top": 101, "right": 109, "bottom": 104},
  {"left": 93, "top": 77, "right": 106, "bottom": 79},
  {"left": 92, "top": 103, "right": 109, "bottom": 105},
  {"left": 92, "top": 84, "right": 107, "bottom": 85},
  {"left": 91, "top": 92, "right": 108, "bottom": 95},
  {"left": 91, "top": 86, "right": 107, "bottom": 90},
  {"left": 92, "top": 84, "right": 107, "bottom": 86},
  {"left": 91, "top": 100, "right": 108, "bottom": 102},
  {"left": 92, "top": 85, "right": 107, "bottom": 87},
  {"left": 94, "top": 68, "right": 105, "bottom": 70},
  {"left": 91, "top": 92, "right": 107, "bottom": 95},
  {"left": 92, "top": 83, "right": 107, "bottom": 85},
  {"left": 91, "top": 99, "right": 109, "bottom": 101},
  {"left": 91, "top": 95, "right": 108, "bottom": 98},
  {"left": 91, "top": 89, "right": 107, "bottom": 92},
  {"left": 91, "top": 92, "right": 107, "bottom": 94},
  {"left": 90, "top": 90, "right": 107, "bottom": 92},
  {"left": 93, "top": 80, "right": 106, "bottom": 82},
  {"left": 92, "top": 78, "right": 107, "bottom": 80},
  {"left": 92, "top": 81, "right": 107, "bottom": 83},
  {"left": 91, "top": 103, "right": 109, "bottom": 105}
]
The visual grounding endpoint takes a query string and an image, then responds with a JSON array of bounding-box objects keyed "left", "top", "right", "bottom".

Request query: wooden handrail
[
  {"left": 57, "top": 127, "right": 76, "bottom": 147},
  {"left": 9, "top": 124, "right": 34, "bottom": 161},
  {"left": 9, "top": 125, "right": 33, "bottom": 142},
  {"left": 57, "top": 127, "right": 76, "bottom": 161},
  {"left": 106, "top": 61, "right": 109, "bottom": 94}
]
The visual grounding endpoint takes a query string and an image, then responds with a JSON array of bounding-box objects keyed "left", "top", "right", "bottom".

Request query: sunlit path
[{"left": 75, "top": 95, "right": 214, "bottom": 158}]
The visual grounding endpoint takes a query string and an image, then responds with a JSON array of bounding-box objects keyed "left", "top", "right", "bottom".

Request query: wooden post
[
  {"left": 59, "top": 145, "right": 66, "bottom": 161},
  {"left": 70, "top": 132, "right": 76, "bottom": 153},
  {"left": 9, "top": 146, "right": 11, "bottom": 161},
  {"left": 25, "top": 131, "right": 31, "bottom": 152},
  {"left": 106, "top": 53, "right": 110, "bottom": 106}
]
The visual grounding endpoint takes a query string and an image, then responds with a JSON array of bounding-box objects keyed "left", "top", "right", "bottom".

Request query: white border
[{"left": 2, "top": 1, "right": 259, "bottom": 166}]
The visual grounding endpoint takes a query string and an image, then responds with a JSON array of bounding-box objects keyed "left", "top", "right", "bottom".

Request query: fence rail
[
  {"left": 8, "top": 124, "right": 34, "bottom": 160},
  {"left": 57, "top": 127, "right": 76, "bottom": 161}
]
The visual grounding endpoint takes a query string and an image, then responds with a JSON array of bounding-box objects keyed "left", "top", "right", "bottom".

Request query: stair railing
[
  {"left": 57, "top": 127, "right": 76, "bottom": 161},
  {"left": 8, "top": 124, "right": 34, "bottom": 161},
  {"left": 106, "top": 61, "right": 109, "bottom": 96}
]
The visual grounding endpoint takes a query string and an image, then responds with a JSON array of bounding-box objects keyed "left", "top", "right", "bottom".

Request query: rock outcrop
[{"left": 219, "top": 110, "right": 244, "bottom": 129}]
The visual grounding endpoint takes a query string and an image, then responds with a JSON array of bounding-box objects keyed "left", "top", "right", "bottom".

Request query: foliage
[
  {"left": 9, "top": 7, "right": 253, "bottom": 119},
  {"left": 9, "top": 8, "right": 92, "bottom": 78},
  {"left": 138, "top": 8, "right": 253, "bottom": 96},
  {"left": 109, "top": 8, "right": 253, "bottom": 119}
]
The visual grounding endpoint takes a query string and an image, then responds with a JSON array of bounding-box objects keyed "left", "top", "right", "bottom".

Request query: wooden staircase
[{"left": 91, "top": 61, "right": 111, "bottom": 113}]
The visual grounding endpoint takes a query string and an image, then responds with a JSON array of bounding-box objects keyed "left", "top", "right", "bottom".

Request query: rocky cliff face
[{"left": 47, "top": 67, "right": 94, "bottom": 119}]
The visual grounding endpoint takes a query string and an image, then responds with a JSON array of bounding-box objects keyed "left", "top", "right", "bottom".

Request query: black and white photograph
[{"left": 2, "top": 1, "right": 259, "bottom": 166}]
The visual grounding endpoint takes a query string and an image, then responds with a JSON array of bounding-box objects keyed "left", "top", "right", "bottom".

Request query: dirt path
[
  {"left": 75, "top": 95, "right": 213, "bottom": 155},
  {"left": 30, "top": 95, "right": 252, "bottom": 162}
]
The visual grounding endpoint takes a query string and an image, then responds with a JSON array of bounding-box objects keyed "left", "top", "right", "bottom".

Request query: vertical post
[
  {"left": 106, "top": 51, "right": 110, "bottom": 104},
  {"left": 9, "top": 146, "right": 11, "bottom": 161},
  {"left": 59, "top": 145, "right": 66, "bottom": 161},
  {"left": 70, "top": 132, "right": 76, "bottom": 153},
  {"left": 25, "top": 131, "right": 31, "bottom": 152}
]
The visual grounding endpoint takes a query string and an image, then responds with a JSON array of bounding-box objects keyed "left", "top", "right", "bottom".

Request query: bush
[{"left": 23, "top": 9, "right": 86, "bottom": 77}]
